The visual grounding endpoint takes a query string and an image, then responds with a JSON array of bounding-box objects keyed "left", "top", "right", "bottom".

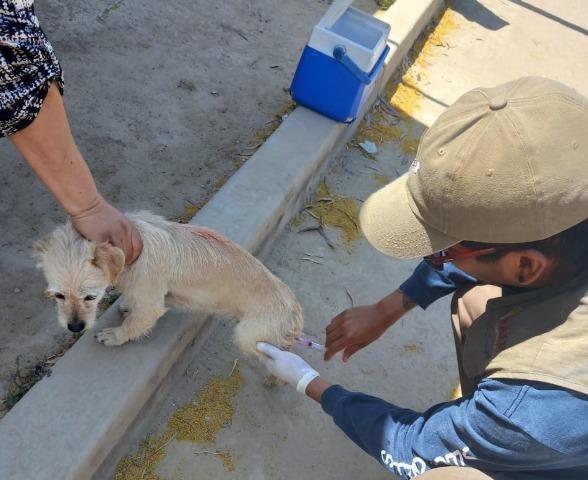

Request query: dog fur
[{"left": 34, "top": 211, "right": 303, "bottom": 361}]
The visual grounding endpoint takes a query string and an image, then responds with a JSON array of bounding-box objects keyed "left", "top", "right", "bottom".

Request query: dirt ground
[{"left": 0, "top": 0, "right": 379, "bottom": 409}]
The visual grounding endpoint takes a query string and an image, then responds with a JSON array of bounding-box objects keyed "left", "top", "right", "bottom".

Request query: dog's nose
[{"left": 67, "top": 321, "right": 86, "bottom": 333}]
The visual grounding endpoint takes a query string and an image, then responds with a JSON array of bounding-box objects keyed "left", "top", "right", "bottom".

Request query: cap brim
[{"left": 359, "top": 174, "right": 461, "bottom": 259}]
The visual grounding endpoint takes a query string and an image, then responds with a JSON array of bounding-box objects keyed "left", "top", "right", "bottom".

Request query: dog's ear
[
  {"left": 92, "top": 243, "right": 125, "bottom": 285},
  {"left": 33, "top": 239, "right": 49, "bottom": 266}
]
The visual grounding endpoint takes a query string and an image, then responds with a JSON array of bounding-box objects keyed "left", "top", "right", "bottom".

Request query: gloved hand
[
  {"left": 257, "top": 342, "right": 320, "bottom": 394},
  {"left": 71, "top": 196, "right": 143, "bottom": 264}
]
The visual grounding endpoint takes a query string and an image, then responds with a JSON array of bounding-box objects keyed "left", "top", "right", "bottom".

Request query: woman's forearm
[{"left": 10, "top": 82, "right": 101, "bottom": 216}]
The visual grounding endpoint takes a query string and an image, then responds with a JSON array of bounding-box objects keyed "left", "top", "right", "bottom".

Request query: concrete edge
[
  {"left": 0, "top": 1, "right": 444, "bottom": 478},
  {"left": 195, "top": 0, "right": 445, "bottom": 259}
]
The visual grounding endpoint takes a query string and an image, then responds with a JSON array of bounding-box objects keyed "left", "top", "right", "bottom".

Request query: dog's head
[{"left": 34, "top": 223, "right": 125, "bottom": 333}]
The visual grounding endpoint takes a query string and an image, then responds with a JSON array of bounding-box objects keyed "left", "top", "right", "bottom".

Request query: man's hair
[{"left": 461, "top": 217, "right": 588, "bottom": 273}]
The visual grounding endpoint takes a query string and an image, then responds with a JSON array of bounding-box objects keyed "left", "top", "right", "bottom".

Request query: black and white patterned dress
[{"left": 0, "top": 0, "right": 64, "bottom": 137}]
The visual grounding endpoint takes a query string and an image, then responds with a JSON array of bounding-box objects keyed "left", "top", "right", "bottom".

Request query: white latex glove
[{"left": 257, "top": 342, "right": 320, "bottom": 394}]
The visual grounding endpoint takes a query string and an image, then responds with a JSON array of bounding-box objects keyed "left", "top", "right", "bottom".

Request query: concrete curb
[{"left": 0, "top": 1, "right": 443, "bottom": 478}]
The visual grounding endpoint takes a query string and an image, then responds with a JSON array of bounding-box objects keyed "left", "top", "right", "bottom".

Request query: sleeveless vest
[{"left": 463, "top": 273, "right": 588, "bottom": 395}]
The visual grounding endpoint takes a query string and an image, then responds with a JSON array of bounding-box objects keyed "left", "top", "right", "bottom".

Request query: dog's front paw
[{"left": 95, "top": 327, "right": 128, "bottom": 347}]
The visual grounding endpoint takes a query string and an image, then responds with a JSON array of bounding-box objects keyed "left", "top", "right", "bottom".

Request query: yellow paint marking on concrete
[
  {"left": 114, "top": 366, "right": 243, "bottom": 479},
  {"left": 357, "top": 118, "right": 403, "bottom": 145},
  {"left": 169, "top": 367, "right": 243, "bottom": 443},
  {"left": 174, "top": 202, "right": 201, "bottom": 224},
  {"left": 304, "top": 181, "right": 360, "bottom": 252},
  {"left": 355, "top": 7, "right": 461, "bottom": 155},
  {"left": 372, "top": 173, "right": 391, "bottom": 186},
  {"left": 251, "top": 101, "right": 297, "bottom": 146},
  {"left": 403, "top": 343, "right": 423, "bottom": 353},
  {"left": 389, "top": 7, "right": 461, "bottom": 118}
]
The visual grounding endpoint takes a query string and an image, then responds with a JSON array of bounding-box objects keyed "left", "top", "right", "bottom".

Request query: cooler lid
[
  {"left": 308, "top": 2, "right": 390, "bottom": 73},
  {"left": 317, "top": 0, "right": 354, "bottom": 29}
]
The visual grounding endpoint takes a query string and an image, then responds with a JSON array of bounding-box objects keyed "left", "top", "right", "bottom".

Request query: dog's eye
[
  {"left": 54, "top": 293, "right": 65, "bottom": 300},
  {"left": 84, "top": 295, "right": 97, "bottom": 301}
]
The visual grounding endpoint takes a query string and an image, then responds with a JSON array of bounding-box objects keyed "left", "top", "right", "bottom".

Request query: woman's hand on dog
[{"left": 71, "top": 196, "right": 143, "bottom": 264}]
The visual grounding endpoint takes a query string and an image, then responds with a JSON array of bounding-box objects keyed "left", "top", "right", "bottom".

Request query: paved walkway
[
  {"left": 399, "top": 0, "right": 588, "bottom": 127},
  {"left": 103, "top": 2, "right": 588, "bottom": 479}
]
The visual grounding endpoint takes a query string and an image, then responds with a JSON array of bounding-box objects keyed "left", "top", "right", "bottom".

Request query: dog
[{"left": 34, "top": 211, "right": 303, "bottom": 365}]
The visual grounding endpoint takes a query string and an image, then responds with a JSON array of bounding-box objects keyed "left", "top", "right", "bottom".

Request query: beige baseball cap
[{"left": 360, "top": 76, "right": 588, "bottom": 259}]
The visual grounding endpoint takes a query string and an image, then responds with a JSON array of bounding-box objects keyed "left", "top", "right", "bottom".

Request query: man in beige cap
[{"left": 258, "top": 77, "right": 588, "bottom": 479}]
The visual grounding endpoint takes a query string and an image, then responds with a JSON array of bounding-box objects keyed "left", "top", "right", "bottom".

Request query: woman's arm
[{"left": 10, "top": 83, "right": 142, "bottom": 263}]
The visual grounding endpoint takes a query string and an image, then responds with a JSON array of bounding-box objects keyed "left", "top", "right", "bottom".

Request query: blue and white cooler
[{"left": 290, "top": 0, "right": 391, "bottom": 123}]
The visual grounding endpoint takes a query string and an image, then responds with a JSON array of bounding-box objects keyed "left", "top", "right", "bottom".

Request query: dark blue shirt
[
  {"left": 322, "top": 261, "right": 588, "bottom": 478},
  {"left": 321, "top": 380, "right": 588, "bottom": 479},
  {"left": 399, "top": 261, "right": 476, "bottom": 309}
]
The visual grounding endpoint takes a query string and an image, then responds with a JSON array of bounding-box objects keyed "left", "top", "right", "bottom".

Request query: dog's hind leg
[
  {"left": 234, "top": 308, "right": 303, "bottom": 387},
  {"left": 96, "top": 285, "right": 167, "bottom": 346}
]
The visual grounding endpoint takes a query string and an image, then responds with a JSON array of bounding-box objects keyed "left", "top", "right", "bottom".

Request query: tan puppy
[{"left": 34, "top": 211, "right": 303, "bottom": 361}]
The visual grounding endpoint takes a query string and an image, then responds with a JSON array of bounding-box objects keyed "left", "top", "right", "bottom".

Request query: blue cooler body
[
  {"left": 290, "top": 44, "right": 389, "bottom": 123},
  {"left": 289, "top": 1, "right": 391, "bottom": 123}
]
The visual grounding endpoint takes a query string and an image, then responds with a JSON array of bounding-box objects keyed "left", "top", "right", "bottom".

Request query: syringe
[{"left": 296, "top": 336, "right": 326, "bottom": 351}]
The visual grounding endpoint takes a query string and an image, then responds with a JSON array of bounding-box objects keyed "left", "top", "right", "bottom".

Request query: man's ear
[
  {"left": 92, "top": 242, "right": 125, "bottom": 285},
  {"left": 516, "top": 249, "right": 551, "bottom": 286}
]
